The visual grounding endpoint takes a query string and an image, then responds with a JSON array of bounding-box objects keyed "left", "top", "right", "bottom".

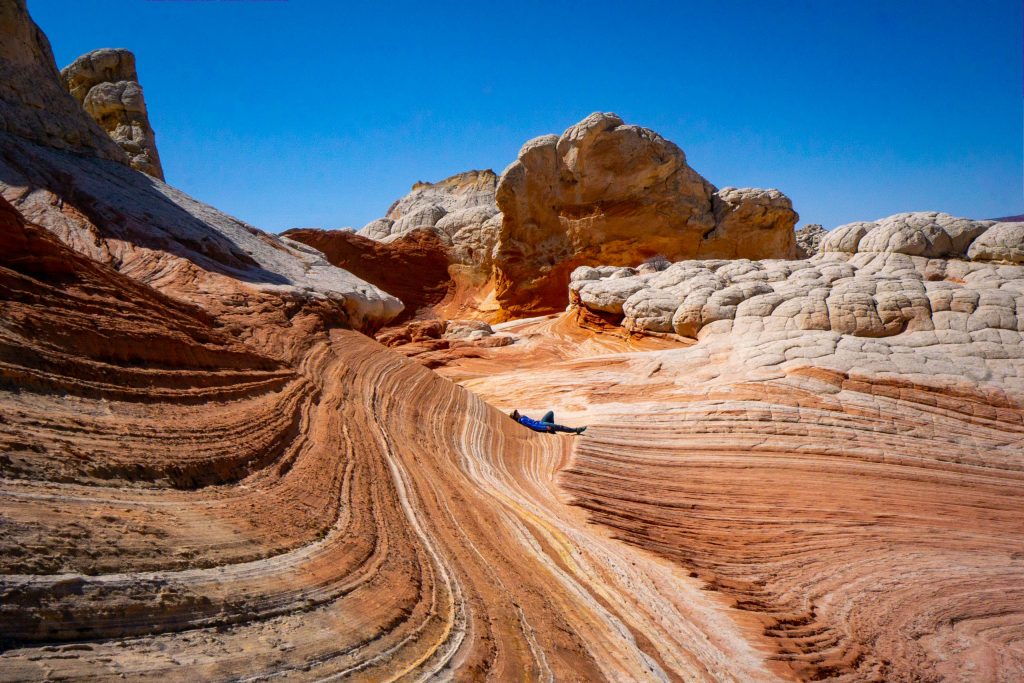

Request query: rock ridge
[{"left": 0, "top": 0, "right": 128, "bottom": 164}]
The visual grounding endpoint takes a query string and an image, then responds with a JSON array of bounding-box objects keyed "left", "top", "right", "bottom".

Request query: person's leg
[
  {"left": 545, "top": 422, "right": 578, "bottom": 433},
  {"left": 541, "top": 410, "right": 555, "bottom": 424}
]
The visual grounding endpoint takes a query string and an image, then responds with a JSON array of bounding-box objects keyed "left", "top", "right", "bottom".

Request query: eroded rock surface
[
  {"left": 0, "top": 185, "right": 768, "bottom": 683},
  {"left": 346, "top": 114, "right": 801, "bottom": 321},
  {"left": 60, "top": 48, "right": 164, "bottom": 179},
  {"left": 447, "top": 221, "right": 1024, "bottom": 680},
  {"left": 571, "top": 212, "right": 1017, "bottom": 339},
  {"left": 357, "top": 169, "right": 499, "bottom": 254},
  {"left": 794, "top": 223, "right": 827, "bottom": 258},
  {"left": 0, "top": 0, "right": 126, "bottom": 163},
  {"left": 283, "top": 226, "right": 452, "bottom": 323},
  {"left": 4, "top": 2, "right": 1023, "bottom": 680},
  {"left": 968, "top": 221, "right": 1024, "bottom": 264},
  {"left": 3, "top": 6, "right": 783, "bottom": 679},
  {"left": 493, "top": 112, "right": 798, "bottom": 317}
]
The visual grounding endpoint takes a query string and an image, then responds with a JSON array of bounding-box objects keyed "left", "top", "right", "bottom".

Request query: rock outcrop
[
  {"left": 794, "top": 222, "right": 827, "bottom": 257},
  {"left": 0, "top": 0, "right": 400, "bottom": 353},
  {"left": 282, "top": 226, "right": 453, "bottom": 323},
  {"left": 291, "top": 171, "right": 508, "bottom": 322},
  {"left": 449, "top": 301, "right": 1024, "bottom": 681},
  {"left": 5, "top": 2, "right": 1024, "bottom": 680},
  {"left": 60, "top": 48, "right": 164, "bottom": 179},
  {"left": 0, "top": 0, "right": 127, "bottom": 163},
  {"left": 967, "top": 221, "right": 1024, "bottom": 264},
  {"left": 357, "top": 169, "right": 499, "bottom": 251},
  {"left": 344, "top": 114, "right": 800, "bottom": 322},
  {"left": 442, "top": 210, "right": 1024, "bottom": 680},
  {"left": 493, "top": 112, "right": 798, "bottom": 317},
  {"left": 570, "top": 211, "right": 1014, "bottom": 338}
]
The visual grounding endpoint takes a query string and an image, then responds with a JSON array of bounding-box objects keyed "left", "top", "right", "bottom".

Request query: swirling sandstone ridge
[
  {"left": 0, "top": 2, "right": 770, "bottom": 680},
  {"left": 3, "top": 2, "right": 1024, "bottom": 681},
  {"left": 452, "top": 211, "right": 1023, "bottom": 681},
  {"left": 1, "top": 189, "right": 771, "bottom": 679}
]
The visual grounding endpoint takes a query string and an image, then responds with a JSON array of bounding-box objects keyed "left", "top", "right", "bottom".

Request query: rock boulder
[{"left": 494, "top": 112, "right": 798, "bottom": 318}]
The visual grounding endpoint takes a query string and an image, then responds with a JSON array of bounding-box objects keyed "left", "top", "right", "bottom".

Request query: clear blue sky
[{"left": 29, "top": 0, "right": 1022, "bottom": 232}]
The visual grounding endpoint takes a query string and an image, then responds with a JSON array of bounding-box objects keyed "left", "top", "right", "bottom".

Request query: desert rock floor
[{"left": 444, "top": 313, "right": 1024, "bottom": 682}]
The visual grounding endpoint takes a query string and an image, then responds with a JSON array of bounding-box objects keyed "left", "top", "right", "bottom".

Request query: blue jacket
[{"left": 517, "top": 415, "right": 553, "bottom": 432}]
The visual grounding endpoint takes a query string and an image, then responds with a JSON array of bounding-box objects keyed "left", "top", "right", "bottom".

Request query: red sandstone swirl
[
  {"left": 0, "top": 195, "right": 769, "bottom": 678},
  {"left": 450, "top": 302, "right": 1024, "bottom": 681},
  {"left": 3, "top": 0, "right": 1023, "bottom": 676},
  {"left": 561, "top": 372, "right": 1024, "bottom": 681},
  {"left": 537, "top": 212, "right": 1024, "bottom": 679},
  {"left": 0, "top": 8, "right": 771, "bottom": 673}
]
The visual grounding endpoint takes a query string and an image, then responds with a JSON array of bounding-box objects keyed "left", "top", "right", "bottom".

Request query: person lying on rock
[{"left": 510, "top": 409, "right": 586, "bottom": 435}]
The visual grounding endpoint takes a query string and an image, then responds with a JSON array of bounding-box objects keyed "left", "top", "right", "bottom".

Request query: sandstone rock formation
[
  {"left": 283, "top": 226, "right": 452, "bottom": 323},
  {"left": 0, "top": 164, "right": 767, "bottom": 681},
  {"left": 570, "top": 211, "right": 1012, "bottom": 338},
  {"left": 0, "top": 0, "right": 126, "bottom": 163},
  {"left": 0, "top": 2, "right": 401, "bottom": 354},
  {"left": 794, "top": 222, "right": 827, "bottom": 257},
  {"left": 439, "top": 210, "right": 1024, "bottom": 680},
  {"left": 343, "top": 114, "right": 801, "bottom": 322},
  {"left": 291, "top": 170, "right": 509, "bottom": 323},
  {"left": 5, "top": 2, "right": 1023, "bottom": 680},
  {"left": 448, "top": 303, "right": 1024, "bottom": 681},
  {"left": 328, "top": 169, "right": 505, "bottom": 319},
  {"left": 7, "top": 7, "right": 774, "bottom": 679},
  {"left": 493, "top": 112, "right": 799, "bottom": 317},
  {"left": 357, "top": 169, "right": 499, "bottom": 249},
  {"left": 0, "top": 131, "right": 401, "bottom": 345},
  {"left": 60, "top": 48, "right": 164, "bottom": 179},
  {"left": 967, "top": 221, "right": 1024, "bottom": 264}
]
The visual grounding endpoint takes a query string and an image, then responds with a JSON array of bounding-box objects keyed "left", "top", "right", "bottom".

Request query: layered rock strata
[
  {"left": 493, "top": 112, "right": 799, "bottom": 317},
  {"left": 448, "top": 212, "right": 1024, "bottom": 678},
  {"left": 283, "top": 226, "right": 452, "bottom": 323},
  {"left": 5, "top": 1, "right": 1023, "bottom": 680},
  {"left": 2, "top": 4, "right": 778, "bottom": 679},
  {"left": 60, "top": 48, "right": 164, "bottom": 179},
  {"left": 454, "top": 309, "right": 1024, "bottom": 681},
  {"left": 0, "top": 132, "right": 401, "bottom": 352}
]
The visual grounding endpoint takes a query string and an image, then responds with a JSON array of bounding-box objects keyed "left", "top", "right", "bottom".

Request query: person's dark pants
[{"left": 540, "top": 410, "right": 577, "bottom": 433}]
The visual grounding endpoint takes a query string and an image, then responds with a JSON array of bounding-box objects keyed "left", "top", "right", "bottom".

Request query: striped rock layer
[
  {"left": 2, "top": 1, "right": 1023, "bottom": 679},
  {"left": 0, "top": 194, "right": 771, "bottom": 681},
  {"left": 448, "top": 304, "right": 1024, "bottom": 682}
]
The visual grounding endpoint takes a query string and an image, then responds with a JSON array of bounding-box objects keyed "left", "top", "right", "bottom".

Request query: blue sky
[{"left": 30, "top": 0, "right": 1022, "bottom": 232}]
